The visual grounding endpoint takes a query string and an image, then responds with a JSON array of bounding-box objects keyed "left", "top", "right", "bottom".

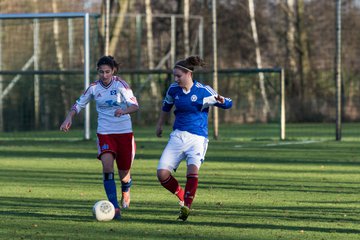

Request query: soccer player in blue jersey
[
  {"left": 156, "top": 56, "right": 232, "bottom": 221},
  {"left": 60, "top": 56, "right": 139, "bottom": 220}
]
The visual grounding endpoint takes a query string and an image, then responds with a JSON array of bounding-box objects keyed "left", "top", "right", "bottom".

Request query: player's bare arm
[
  {"left": 60, "top": 109, "right": 76, "bottom": 132},
  {"left": 114, "top": 104, "right": 139, "bottom": 117},
  {"left": 156, "top": 111, "right": 170, "bottom": 137}
]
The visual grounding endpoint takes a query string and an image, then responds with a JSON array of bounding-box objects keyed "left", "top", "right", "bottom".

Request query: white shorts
[{"left": 157, "top": 130, "right": 209, "bottom": 172}]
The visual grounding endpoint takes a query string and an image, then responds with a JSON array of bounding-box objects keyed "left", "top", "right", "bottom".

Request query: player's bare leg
[
  {"left": 157, "top": 169, "right": 185, "bottom": 206},
  {"left": 119, "top": 169, "right": 132, "bottom": 209}
]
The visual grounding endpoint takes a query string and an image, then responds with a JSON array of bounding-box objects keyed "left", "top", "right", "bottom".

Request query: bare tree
[
  {"left": 109, "top": 0, "right": 130, "bottom": 56},
  {"left": 283, "top": 0, "right": 310, "bottom": 120},
  {"left": 184, "top": 0, "right": 190, "bottom": 56},
  {"left": 283, "top": 0, "right": 301, "bottom": 120},
  {"left": 248, "top": 0, "right": 270, "bottom": 120},
  {"left": 52, "top": 0, "right": 69, "bottom": 116},
  {"left": 144, "top": 0, "right": 160, "bottom": 108},
  {"left": 145, "top": 0, "right": 154, "bottom": 70},
  {"left": 285, "top": 0, "right": 297, "bottom": 74},
  {"left": 296, "top": 0, "right": 310, "bottom": 110}
]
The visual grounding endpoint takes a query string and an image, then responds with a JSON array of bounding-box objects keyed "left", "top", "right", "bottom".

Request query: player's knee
[
  {"left": 101, "top": 153, "right": 115, "bottom": 172},
  {"left": 102, "top": 163, "right": 114, "bottom": 173},
  {"left": 186, "top": 164, "right": 199, "bottom": 176},
  {"left": 119, "top": 170, "right": 130, "bottom": 182},
  {"left": 157, "top": 169, "right": 170, "bottom": 182}
]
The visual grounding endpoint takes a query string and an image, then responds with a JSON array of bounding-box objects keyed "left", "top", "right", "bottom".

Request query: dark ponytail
[{"left": 174, "top": 55, "right": 205, "bottom": 72}]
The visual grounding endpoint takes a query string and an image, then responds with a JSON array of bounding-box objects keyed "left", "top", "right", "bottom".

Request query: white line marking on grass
[
  {"left": 266, "top": 140, "right": 322, "bottom": 146},
  {"left": 234, "top": 145, "right": 242, "bottom": 148}
]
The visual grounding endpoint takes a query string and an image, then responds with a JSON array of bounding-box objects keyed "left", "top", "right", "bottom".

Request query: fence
[
  {"left": 0, "top": 67, "right": 285, "bottom": 139},
  {"left": 0, "top": 13, "right": 100, "bottom": 140},
  {"left": 1, "top": 2, "right": 360, "bottom": 141}
]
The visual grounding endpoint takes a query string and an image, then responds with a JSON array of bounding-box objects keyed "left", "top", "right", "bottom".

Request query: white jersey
[{"left": 72, "top": 76, "right": 138, "bottom": 134}]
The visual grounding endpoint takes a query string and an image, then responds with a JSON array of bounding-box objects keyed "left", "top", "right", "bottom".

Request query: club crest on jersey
[
  {"left": 101, "top": 144, "right": 109, "bottom": 150},
  {"left": 191, "top": 95, "right": 197, "bottom": 102},
  {"left": 110, "top": 90, "right": 117, "bottom": 95}
]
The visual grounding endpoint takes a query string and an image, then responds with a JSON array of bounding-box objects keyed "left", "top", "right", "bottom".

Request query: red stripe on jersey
[
  {"left": 120, "top": 80, "right": 130, "bottom": 89},
  {"left": 130, "top": 96, "right": 138, "bottom": 105},
  {"left": 71, "top": 104, "right": 78, "bottom": 113},
  {"left": 114, "top": 76, "right": 130, "bottom": 89},
  {"left": 83, "top": 81, "right": 98, "bottom": 95}
]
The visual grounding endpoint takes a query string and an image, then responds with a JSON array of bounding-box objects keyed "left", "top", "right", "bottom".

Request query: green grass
[{"left": 0, "top": 124, "right": 360, "bottom": 239}]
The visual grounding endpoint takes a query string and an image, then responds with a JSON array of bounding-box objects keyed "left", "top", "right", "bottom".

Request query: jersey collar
[{"left": 99, "top": 77, "right": 114, "bottom": 89}]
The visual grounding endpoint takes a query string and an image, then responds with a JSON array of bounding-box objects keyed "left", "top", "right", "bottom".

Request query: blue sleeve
[{"left": 162, "top": 87, "right": 175, "bottom": 112}]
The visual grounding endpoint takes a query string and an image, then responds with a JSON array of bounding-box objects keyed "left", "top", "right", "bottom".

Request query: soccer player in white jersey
[
  {"left": 60, "top": 56, "right": 139, "bottom": 220},
  {"left": 156, "top": 56, "right": 232, "bottom": 221}
]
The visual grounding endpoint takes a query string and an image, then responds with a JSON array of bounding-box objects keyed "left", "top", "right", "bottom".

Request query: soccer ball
[{"left": 92, "top": 200, "right": 115, "bottom": 221}]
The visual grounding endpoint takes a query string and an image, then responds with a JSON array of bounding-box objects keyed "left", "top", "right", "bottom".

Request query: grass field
[{"left": 0, "top": 124, "right": 360, "bottom": 240}]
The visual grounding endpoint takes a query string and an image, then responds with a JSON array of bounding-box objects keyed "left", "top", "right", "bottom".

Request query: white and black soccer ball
[{"left": 92, "top": 200, "right": 115, "bottom": 221}]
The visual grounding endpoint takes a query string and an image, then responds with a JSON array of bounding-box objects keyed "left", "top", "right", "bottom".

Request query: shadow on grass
[
  {"left": 200, "top": 179, "right": 360, "bottom": 194},
  {"left": 2, "top": 149, "right": 360, "bottom": 167},
  {"left": 0, "top": 149, "right": 96, "bottom": 160},
  {"left": 0, "top": 196, "right": 181, "bottom": 223},
  {"left": 0, "top": 169, "right": 164, "bottom": 188},
  {"left": 0, "top": 169, "right": 100, "bottom": 185},
  {"left": 1, "top": 166, "right": 359, "bottom": 194},
  {"left": 0, "top": 196, "right": 93, "bottom": 222},
  {"left": 199, "top": 202, "right": 360, "bottom": 222},
  {"left": 121, "top": 211, "right": 360, "bottom": 235},
  {"left": 1, "top": 196, "right": 360, "bottom": 236},
  {"left": 2, "top": 137, "right": 360, "bottom": 167}
]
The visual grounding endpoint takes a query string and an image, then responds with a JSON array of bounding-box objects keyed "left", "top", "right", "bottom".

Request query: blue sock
[
  {"left": 103, "top": 173, "right": 120, "bottom": 209},
  {"left": 121, "top": 178, "right": 132, "bottom": 192}
]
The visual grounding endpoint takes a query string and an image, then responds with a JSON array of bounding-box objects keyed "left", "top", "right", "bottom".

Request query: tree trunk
[
  {"left": 108, "top": 0, "right": 129, "bottom": 56},
  {"left": 0, "top": 21, "right": 3, "bottom": 131},
  {"left": 286, "top": 0, "right": 297, "bottom": 74},
  {"left": 52, "top": 0, "right": 69, "bottom": 119},
  {"left": 296, "top": 0, "right": 310, "bottom": 116},
  {"left": 248, "top": 0, "right": 270, "bottom": 121},
  {"left": 32, "top": 0, "right": 40, "bottom": 130},
  {"left": 145, "top": 0, "right": 154, "bottom": 70},
  {"left": 345, "top": 78, "right": 358, "bottom": 120},
  {"left": 145, "top": 0, "right": 160, "bottom": 110},
  {"left": 183, "top": 0, "right": 190, "bottom": 57},
  {"left": 285, "top": 0, "right": 301, "bottom": 120}
]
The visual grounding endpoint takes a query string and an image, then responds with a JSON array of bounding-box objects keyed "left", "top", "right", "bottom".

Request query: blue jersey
[{"left": 162, "top": 81, "right": 232, "bottom": 137}]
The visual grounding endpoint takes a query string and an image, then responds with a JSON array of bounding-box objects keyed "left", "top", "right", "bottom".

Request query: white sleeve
[
  {"left": 118, "top": 86, "right": 138, "bottom": 107},
  {"left": 71, "top": 86, "right": 93, "bottom": 114},
  {"left": 201, "top": 85, "right": 218, "bottom": 111},
  {"left": 201, "top": 96, "right": 217, "bottom": 111}
]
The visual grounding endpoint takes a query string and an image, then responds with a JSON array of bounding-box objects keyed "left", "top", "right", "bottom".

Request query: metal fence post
[
  {"left": 84, "top": 13, "right": 91, "bottom": 140},
  {"left": 335, "top": 0, "right": 342, "bottom": 141}
]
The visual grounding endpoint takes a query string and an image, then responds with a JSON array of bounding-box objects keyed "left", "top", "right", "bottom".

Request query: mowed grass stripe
[{"left": 0, "top": 125, "right": 360, "bottom": 239}]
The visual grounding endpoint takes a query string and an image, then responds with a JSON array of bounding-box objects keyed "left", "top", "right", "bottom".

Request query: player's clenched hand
[
  {"left": 215, "top": 95, "right": 225, "bottom": 104},
  {"left": 114, "top": 109, "right": 126, "bottom": 117},
  {"left": 60, "top": 119, "right": 72, "bottom": 132}
]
